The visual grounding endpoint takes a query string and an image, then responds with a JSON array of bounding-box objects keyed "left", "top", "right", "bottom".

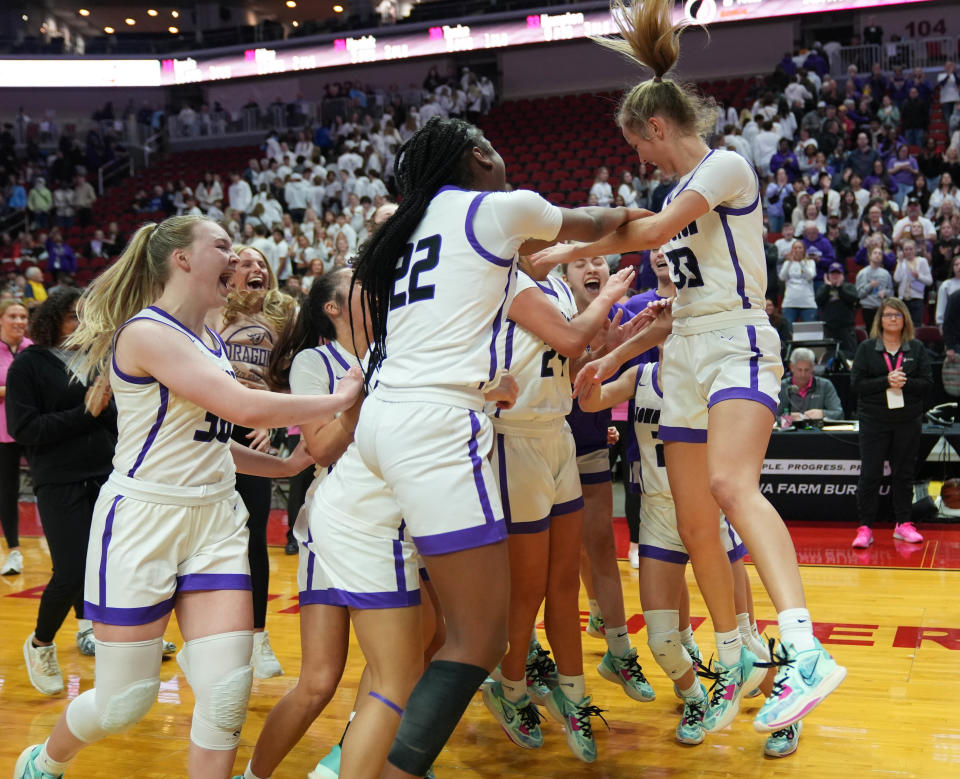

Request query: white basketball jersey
[
  {"left": 632, "top": 362, "right": 671, "bottom": 501},
  {"left": 662, "top": 149, "right": 767, "bottom": 323},
  {"left": 489, "top": 272, "right": 578, "bottom": 424},
  {"left": 374, "top": 186, "right": 562, "bottom": 407},
  {"left": 110, "top": 306, "right": 237, "bottom": 487},
  {"left": 289, "top": 339, "right": 362, "bottom": 486}
]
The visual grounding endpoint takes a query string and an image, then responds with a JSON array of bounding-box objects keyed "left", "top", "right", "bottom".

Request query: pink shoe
[
  {"left": 852, "top": 525, "right": 873, "bottom": 548},
  {"left": 893, "top": 522, "right": 923, "bottom": 543}
]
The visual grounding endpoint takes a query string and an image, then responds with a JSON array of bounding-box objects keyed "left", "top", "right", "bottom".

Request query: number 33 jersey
[
  {"left": 110, "top": 306, "right": 238, "bottom": 487},
  {"left": 662, "top": 149, "right": 767, "bottom": 323},
  {"left": 375, "top": 186, "right": 562, "bottom": 407}
]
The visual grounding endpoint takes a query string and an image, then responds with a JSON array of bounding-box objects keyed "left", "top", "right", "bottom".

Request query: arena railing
[{"left": 831, "top": 36, "right": 958, "bottom": 77}]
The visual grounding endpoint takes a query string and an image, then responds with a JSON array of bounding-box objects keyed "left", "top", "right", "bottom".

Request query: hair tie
[{"left": 653, "top": 75, "right": 663, "bottom": 83}]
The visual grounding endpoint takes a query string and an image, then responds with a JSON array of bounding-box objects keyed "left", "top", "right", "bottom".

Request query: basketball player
[
  {"left": 14, "top": 215, "right": 361, "bottom": 779},
  {"left": 313, "top": 116, "right": 639, "bottom": 779},
  {"left": 208, "top": 245, "right": 298, "bottom": 679},
  {"left": 580, "top": 346, "right": 801, "bottom": 758},
  {"left": 533, "top": 0, "right": 846, "bottom": 735},
  {"left": 483, "top": 261, "right": 642, "bottom": 763},
  {"left": 562, "top": 255, "right": 653, "bottom": 695}
]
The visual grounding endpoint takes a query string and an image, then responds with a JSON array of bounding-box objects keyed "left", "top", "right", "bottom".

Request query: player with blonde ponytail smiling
[
  {"left": 14, "top": 215, "right": 361, "bottom": 779},
  {"left": 534, "top": 0, "right": 846, "bottom": 749}
]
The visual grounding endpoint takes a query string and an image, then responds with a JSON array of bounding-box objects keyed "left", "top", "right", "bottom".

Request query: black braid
[
  {"left": 267, "top": 268, "right": 352, "bottom": 390},
  {"left": 350, "top": 116, "right": 489, "bottom": 386}
]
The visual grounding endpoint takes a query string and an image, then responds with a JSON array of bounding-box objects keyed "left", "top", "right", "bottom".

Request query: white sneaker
[
  {"left": 251, "top": 631, "right": 283, "bottom": 678},
  {"left": 76, "top": 626, "right": 96, "bottom": 656},
  {"left": 628, "top": 543, "right": 639, "bottom": 570},
  {"left": 2, "top": 548, "right": 23, "bottom": 575},
  {"left": 23, "top": 635, "right": 64, "bottom": 695},
  {"left": 162, "top": 639, "right": 177, "bottom": 655}
]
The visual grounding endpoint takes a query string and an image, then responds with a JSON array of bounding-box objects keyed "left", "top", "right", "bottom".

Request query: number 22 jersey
[
  {"left": 110, "top": 306, "right": 238, "bottom": 487},
  {"left": 661, "top": 149, "right": 767, "bottom": 325},
  {"left": 374, "top": 186, "right": 562, "bottom": 408}
]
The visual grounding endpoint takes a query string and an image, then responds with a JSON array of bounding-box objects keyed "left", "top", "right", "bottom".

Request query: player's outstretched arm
[
  {"left": 531, "top": 191, "right": 710, "bottom": 269},
  {"left": 114, "top": 320, "right": 362, "bottom": 429},
  {"left": 578, "top": 365, "right": 638, "bottom": 413},
  {"left": 508, "top": 267, "right": 635, "bottom": 357}
]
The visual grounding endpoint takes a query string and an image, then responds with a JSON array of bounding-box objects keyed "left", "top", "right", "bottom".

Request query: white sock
[
  {"left": 778, "top": 608, "right": 815, "bottom": 652},
  {"left": 737, "top": 612, "right": 769, "bottom": 661},
  {"left": 715, "top": 628, "right": 742, "bottom": 666},
  {"left": 76, "top": 618, "right": 92, "bottom": 632},
  {"left": 244, "top": 759, "right": 267, "bottom": 779},
  {"left": 679, "top": 679, "right": 704, "bottom": 699},
  {"left": 588, "top": 599, "right": 601, "bottom": 618},
  {"left": 35, "top": 742, "right": 71, "bottom": 776},
  {"left": 500, "top": 674, "right": 526, "bottom": 703},
  {"left": 605, "top": 625, "right": 631, "bottom": 657},
  {"left": 557, "top": 673, "right": 586, "bottom": 703},
  {"left": 679, "top": 625, "right": 694, "bottom": 645}
]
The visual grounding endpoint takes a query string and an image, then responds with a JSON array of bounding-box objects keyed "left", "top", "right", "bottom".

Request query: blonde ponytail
[
  {"left": 66, "top": 215, "right": 210, "bottom": 381},
  {"left": 597, "top": 0, "right": 717, "bottom": 140}
]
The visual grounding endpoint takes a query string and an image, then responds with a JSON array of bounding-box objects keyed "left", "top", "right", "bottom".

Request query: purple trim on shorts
[
  {"left": 579, "top": 470, "right": 612, "bottom": 484},
  {"left": 298, "top": 587, "right": 421, "bottom": 609},
  {"left": 325, "top": 342, "right": 351, "bottom": 372},
  {"left": 487, "top": 274, "right": 512, "bottom": 382},
  {"left": 552, "top": 496, "right": 585, "bottom": 516},
  {"left": 728, "top": 542, "right": 748, "bottom": 563},
  {"left": 495, "top": 433, "right": 514, "bottom": 529},
  {"left": 418, "top": 567, "right": 430, "bottom": 582},
  {"left": 651, "top": 363, "right": 663, "bottom": 398},
  {"left": 369, "top": 691, "right": 404, "bottom": 717},
  {"left": 413, "top": 519, "right": 506, "bottom": 556},
  {"left": 708, "top": 387, "right": 778, "bottom": 416},
  {"left": 83, "top": 596, "right": 178, "bottom": 626},
  {"left": 305, "top": 528, "right": 316, "bottom": 591},
  {"left": 98, "top": 495, "right": 122, "bottom": 608},
  {"left": 507, "top": 515, "right": 551, "bottom": 535},
  {"left": 176, "top": 573, "right": 252, "bottom": 592},
  {"left": 112, "top": 352, "right": 155, "bottom": 384},
  {"left": 466, "top": 193, "right": 514, "bottom": 267},
  {"left": 147, "top": 306, "right": 223, "bottom": 356},
  {"left": 467, "top": 411, "right": 496, "bottom": 525},
  {"left": 658, "top": 425, "right": 707, "bottom": 443},
  {"left": 718, "top": 212, "right": 751, "bottom": 310},
  {"left": 393, "top": 539, "right": 406, "bottom": 594},
  {"left": 127, "top": 384, "right": 169, "bottom": 478},
  {"left": 637, "top": 545, "right": 689, "bottom": 564},
  {"left": 747, "top": 325, "right": 760, "bottom": 389}
]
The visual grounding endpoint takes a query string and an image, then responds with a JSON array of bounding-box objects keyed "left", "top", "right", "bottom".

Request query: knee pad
[
  {"left": 644, "top": 610, "right": 693, "bottom": 681},
  {"left": 181, "top": 630, "right": 253, "bottom": 750},
  {"left": 65, "top": 638, "right": 163, "bottom": 743}
]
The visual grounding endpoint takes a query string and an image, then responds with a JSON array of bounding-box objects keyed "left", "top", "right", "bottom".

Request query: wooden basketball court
[{"left": 3, "top": 520, "right": 960, "bottom": 777}]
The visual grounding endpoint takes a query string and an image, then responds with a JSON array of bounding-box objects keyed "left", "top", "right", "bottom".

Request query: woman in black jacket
[
  {"left": 850, "top": 297, "right": 932, "bottom": 550},
  {"left": 6, "top": 289, "right": 116, "bottom": 696}
]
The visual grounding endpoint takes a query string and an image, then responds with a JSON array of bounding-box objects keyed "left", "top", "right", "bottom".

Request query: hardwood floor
[{"left": 3, "top": 533, "right": 960, "bottom": 777}]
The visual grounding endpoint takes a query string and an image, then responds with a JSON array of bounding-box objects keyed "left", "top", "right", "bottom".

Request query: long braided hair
[{"left": 351, "top": 116, "right": 491, "bottom": 385}]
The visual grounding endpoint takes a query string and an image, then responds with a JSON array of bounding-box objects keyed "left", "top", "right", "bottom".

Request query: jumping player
[
  {"left": 14, "top": 215, "right": 361, "bottom": 779},
  {"left": 534, "top": 0, "right": 845, "bottom": 736},
  {"left": 314, "top": 116, "right": 638, "bottom": 779}
]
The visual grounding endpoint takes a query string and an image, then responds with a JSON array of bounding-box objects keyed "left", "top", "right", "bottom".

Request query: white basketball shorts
[{"left": 638, "top": 495, "right": 747, "bottom": 565}]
